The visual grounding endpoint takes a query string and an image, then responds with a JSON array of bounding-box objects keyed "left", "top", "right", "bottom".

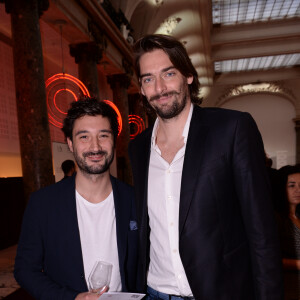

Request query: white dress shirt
[{"left": 147, "top": 104, "right": 194, "bottom": 297}]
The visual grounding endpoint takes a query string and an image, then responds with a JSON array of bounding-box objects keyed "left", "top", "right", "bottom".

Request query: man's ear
[
  {"left": 187, "top": 75, "right": 193, "bottom": 85},
  {"left": 67, "top": 137, "right": 74, "bottom": 153}
]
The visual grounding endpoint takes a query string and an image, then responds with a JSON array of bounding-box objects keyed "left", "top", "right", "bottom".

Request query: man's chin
[{"left": 79, "top": 165, "right": 108, "bottom": 175}]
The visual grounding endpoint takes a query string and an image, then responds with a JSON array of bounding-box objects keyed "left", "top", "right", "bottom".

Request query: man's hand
[{"left": 75, "top": 286, "right": 108, "bottom": 299}]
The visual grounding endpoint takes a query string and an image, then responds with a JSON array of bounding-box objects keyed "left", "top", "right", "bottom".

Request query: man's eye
[
  {"left": 164, "top": 71, "right": 176, "bottom": 78},
  {"left": 143, "top": 77, "right": 153, "bottom": 84},
  {"left": 79, "top": 135, "right": 90, "bottom": 141},
  {"left": 167, "top": 71, "right": 175, "bottom": 76}
]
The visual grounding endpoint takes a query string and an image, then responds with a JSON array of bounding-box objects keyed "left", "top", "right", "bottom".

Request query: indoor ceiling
[
  {"left": 0, "top": 0, "right": 299, "bottom": 98},
  {"left": 123, "top": 0, "right": 300, "bottom": 97},
  {"left": 212, "top": 0, "right": 300, "bottom": 73}
]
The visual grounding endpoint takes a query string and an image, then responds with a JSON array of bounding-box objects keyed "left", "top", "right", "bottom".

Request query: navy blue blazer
[
  {"left": 14, "top": 175, "right": 138, "bottom": 300},
  {"left": 129, "top": 106, "right": 283, "bottom": 300}
]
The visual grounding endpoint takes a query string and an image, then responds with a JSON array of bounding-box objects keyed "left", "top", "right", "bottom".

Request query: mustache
[
  {"left": 149, "top": 91, "right": 180, "bottom": 102},
  {"left": 83, "top": 151, "right": 107, "bottom": 158}
]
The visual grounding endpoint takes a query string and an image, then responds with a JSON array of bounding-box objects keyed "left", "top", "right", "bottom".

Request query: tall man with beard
[
  {"left": 15, "top": 98, "right": 138, "bottom": 300},
  {"left": 129, "top": 34, "right": 283, "bottom": 299}
]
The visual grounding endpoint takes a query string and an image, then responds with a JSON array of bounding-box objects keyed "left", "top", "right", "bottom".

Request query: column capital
[
  {"left": 293, "top": 117, "right": 300, "bottom": 129},
  {"left": 0, "top": 0, "right": 49, "bottom": 17},
  {"left": 69, "top": 42, "right": 103, "bottom": 64},
  {"left": 107, "top": 74, "right": 131, "bottom": 90}
]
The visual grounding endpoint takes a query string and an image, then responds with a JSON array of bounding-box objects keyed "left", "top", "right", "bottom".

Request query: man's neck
[
  {"left": 155, "top": 101, "right": 191, "bottom": 164},
  {"left": 75, "top": 171, "right": 112, "bottom": 204},
  {"left": 157, "top": 101, "right": 191, "bottom": 143}
]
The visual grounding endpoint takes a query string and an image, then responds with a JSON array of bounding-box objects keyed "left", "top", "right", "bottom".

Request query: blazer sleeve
[
  {"left": 232, "top": 112, "right": 283, "bottom": 299},
  {"left": 14, "top": 193, "right": 79, "bottom": 300}
]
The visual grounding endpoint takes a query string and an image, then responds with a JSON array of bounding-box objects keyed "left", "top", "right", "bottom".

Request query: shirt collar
[{"left": 151, "top": 103, "right": 194, "bottom": 148}]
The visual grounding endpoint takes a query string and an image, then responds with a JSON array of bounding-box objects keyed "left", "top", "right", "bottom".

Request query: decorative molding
[
  {"left": 88, "top": 20, "right": 108, "bottom": 51},
  {"left": 217, "top": 82, "right": 296, "bottom": 107},
  {"left": 122, "top": 58, "right": 134, "bottom": 77}
]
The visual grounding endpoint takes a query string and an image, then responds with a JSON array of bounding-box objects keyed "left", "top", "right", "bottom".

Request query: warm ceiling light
[
  {"left": 155, "top": 0, "right": 164, "bottom": 6},
  {"left": 156, "top": 16, "right": 182, "bottom": 35}
]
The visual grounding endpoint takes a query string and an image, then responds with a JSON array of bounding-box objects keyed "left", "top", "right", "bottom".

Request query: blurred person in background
[
  {"left": 61, "top": 159, "right": 76, "bottom": 178},
  {"left": 276, "top": 164, "right": 300, "bottom": 300}
]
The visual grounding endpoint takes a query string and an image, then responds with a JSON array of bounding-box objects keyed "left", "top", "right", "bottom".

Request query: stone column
[
  {"left": 3, "top": 0, "right": 54, "bottom": 202},
  {"left": 294, "top": 117, "right": 300, "bottom": 164},
  {"left": 107, "top": 74, "right": 132, "bottom": 184},
  {"left": 69, "top": 42, "right": 102, "bottom": 99}
]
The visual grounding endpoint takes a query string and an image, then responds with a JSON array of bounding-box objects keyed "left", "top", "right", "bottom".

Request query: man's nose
[
  {"left": 154, "top": 76, "right": 167, "bottom": 94},
  {"left": 90, "top": 137, "right": 102, "bottom": 151}
]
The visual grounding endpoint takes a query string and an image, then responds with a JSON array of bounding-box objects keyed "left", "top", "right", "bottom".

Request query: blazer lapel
[
  {"left": 111, "top": 176, "right": 130, "bottom": 270},
  {"left": 179, "top": 106, "right": 209, "bottom": 236},
  {"left": 65, "top": 176, "right": 87, "bottom": 289},
  {"left": 132, "top": 129, "right": 152, "bottom": 229}
]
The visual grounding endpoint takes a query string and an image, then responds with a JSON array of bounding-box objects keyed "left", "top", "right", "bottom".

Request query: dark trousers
[{"left": 145, "top": 286, "right": 194, "bottom": 300}]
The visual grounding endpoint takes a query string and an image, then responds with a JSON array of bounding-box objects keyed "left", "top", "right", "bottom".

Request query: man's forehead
[
  {"left": 140, "top": 49, "right": 172, "bottom": 68},
  {"left": 73, "top": 115, "right": 110, "bottom": 130}
]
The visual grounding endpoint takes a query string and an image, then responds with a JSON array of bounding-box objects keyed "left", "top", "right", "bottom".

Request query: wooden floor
[
  {"left": 0, "top": 246, "right": 37, "bottom": 299},
  {"left": 3, "top": 289, "right": 34, "bottom": 300}
]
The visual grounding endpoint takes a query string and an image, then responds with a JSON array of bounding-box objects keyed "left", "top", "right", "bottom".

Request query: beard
[
  {"left": 73, "top": 149, "right": 114, "bottom": 175},
  {"left": 148, "top": 81, "right": 189, "bottom": 120}
]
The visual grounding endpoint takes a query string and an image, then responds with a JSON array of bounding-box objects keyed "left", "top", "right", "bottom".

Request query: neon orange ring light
[
  {"left": 103, "top": 100, "right": 122, "bottom": 136},
  {"left": 128, "top": 114, "right": 145, "bottom": 139},
  {"left": 45, "top": 73, "right": 90, "bottom": 128}
]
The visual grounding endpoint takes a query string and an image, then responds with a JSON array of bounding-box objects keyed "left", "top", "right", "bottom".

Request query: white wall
[{"left": 221, "top": 94, "right": 296, "bottom": 169}]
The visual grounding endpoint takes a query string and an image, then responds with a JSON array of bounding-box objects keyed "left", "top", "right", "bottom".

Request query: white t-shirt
[{"left": 76, "top": 190, "right": 122, "bottom": 291}]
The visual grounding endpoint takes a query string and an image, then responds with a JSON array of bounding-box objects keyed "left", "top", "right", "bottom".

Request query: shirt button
[
  {"left": 178, "top": 274, "right": 182, "bottom": 279},
  {"left": 167, "top": 195, "right": 172, "bottom": 200},
  {"left": 173, "top": 249, "right": 177, "bottom": 253}
]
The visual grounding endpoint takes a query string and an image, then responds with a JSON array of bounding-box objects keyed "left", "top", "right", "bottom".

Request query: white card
[{"left": 98, "top": 292, "right": 146, "bottom": 299}]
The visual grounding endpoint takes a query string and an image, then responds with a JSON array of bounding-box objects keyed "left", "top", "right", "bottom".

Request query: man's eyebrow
[
  {"left": 75, "top": 130, "right": 88, "bottom": 137},
  {"left": 74, "top": 129, "right": 112, "bottom": 136},
  {"left": 100, "top": 129, "right": 113, "bottom": 134},
  {"left": 140, "top": 66, "right": 175, "bottom": 79}
]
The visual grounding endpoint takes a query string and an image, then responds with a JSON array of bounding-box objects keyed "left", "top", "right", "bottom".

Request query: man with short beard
[
  {"left": 129, "top": 34, "right": 283, "bottom": 300},
  {"left": 14, "top": 97, "right": 138, "bottom": 300}
]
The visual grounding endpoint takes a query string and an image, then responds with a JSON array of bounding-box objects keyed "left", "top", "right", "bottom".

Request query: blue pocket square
[{"left": 129, "top": 220, "right": 138, "bottom": 231}]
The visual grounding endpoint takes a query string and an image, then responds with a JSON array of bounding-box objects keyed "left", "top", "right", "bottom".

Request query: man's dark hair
[
  {"left": 61, "top": 160, "right": 75, "bottom": 176},
  {"left": 62, "top": 97, "right": 119, "bottom": 143},
  {"left": 133, "top": 34, "right": 202, "bottom": 112}
]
